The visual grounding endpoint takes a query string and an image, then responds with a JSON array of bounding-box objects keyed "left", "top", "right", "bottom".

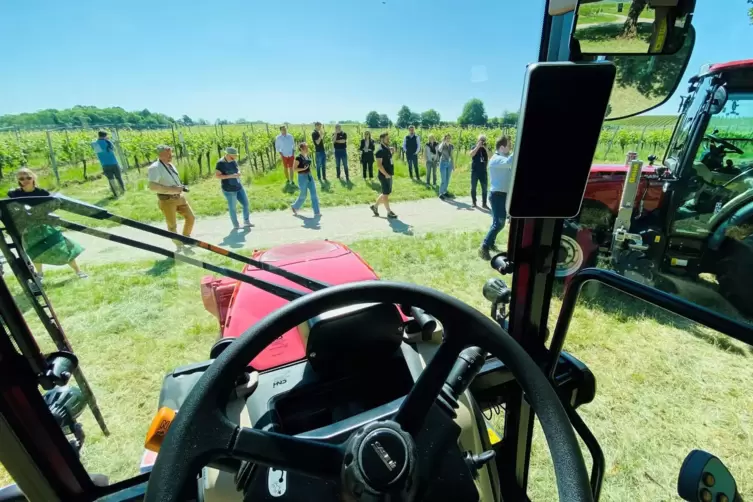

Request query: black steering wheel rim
[
  {"left": 706, "top": 133, "right": 745, "bottom": 155},
  {"left": 145, "top": 281, "right": 592, "bottom": 502}
]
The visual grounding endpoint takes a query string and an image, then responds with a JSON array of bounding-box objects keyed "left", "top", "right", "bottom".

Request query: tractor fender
[{"left": 708, "top": 200, "right": 753, "bottom": 251}]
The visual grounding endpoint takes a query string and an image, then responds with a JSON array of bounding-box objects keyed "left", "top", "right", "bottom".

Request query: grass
[
  {"left": 4, "top": 153, "right": 476, "bottom": 228},
  {"left": 0, "top": 230, "right": 751, "bottom": 501}
]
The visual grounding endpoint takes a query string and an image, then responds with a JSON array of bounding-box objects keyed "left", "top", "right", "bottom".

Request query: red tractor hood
[
  {"left": 221, "top": 240, "right": 379, "bottom": 371},
  {"left": 589, "top": 163, "right": 658, "bottom": 175}
]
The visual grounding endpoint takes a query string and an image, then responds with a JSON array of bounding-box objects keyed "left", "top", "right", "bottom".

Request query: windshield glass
[{"left": 1, "top": 1, "right": 752, "bottom": 501}]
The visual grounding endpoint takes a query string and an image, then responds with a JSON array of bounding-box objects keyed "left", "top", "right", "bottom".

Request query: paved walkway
[{"left": 74, "top": 196, "right": 492, "bottom": 265}]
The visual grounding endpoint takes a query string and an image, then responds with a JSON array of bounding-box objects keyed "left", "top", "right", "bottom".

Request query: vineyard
[{"left": 1, "top": 116, "right": 752, "bottom": 201}]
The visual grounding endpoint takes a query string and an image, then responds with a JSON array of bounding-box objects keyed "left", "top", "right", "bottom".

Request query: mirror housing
[{"left": 572, "top": 0, "right": 695, "bottom": 56}]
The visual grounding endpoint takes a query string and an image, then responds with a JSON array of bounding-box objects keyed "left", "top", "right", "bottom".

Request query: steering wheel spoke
[
  {"left": 231, "top": 427, "right": 345, "bottom": 480},
  {"left": 394, "top": 334, "right": 463, "bottom": 435}
]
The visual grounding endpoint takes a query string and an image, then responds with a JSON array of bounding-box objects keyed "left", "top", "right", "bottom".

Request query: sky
[{"left": 0, "top": 0, "right": 751, "bottom": 124}]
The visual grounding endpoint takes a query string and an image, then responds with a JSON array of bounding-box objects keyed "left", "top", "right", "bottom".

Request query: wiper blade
[{"left": 0, "top": 194, "right": 329, "bottom": 294}]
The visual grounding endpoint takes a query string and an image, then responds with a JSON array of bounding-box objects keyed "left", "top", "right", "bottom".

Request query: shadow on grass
[
  {"left": 339, "top": 179, "right": 354, "bottom": 190},
  {"left": 558, "top": 280, "right": 751, "bottom": 357},
  {"left": 320, "top": 181, "right": 333, "bottom": 193},
  {"left": 220, "top": 228, "right": 252, "bottom": 249},
  {"left": 146, "top": 258, "right": 176, "bottom": 277}
]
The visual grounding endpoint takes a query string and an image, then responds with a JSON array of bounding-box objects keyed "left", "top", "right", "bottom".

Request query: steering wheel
[
  {"left": 706, "top": 134, "right": 744, "bottom": 155},
  {"left": 145, "top": 281, "right": 592, "bottom": 502}
]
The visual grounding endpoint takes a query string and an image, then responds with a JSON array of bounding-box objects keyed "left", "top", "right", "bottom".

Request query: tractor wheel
[
  {"left": 716, "top": 236, "right": 753, "bottom": 318},
  {"left": 555, "top": 222, "right": 599, "bottom": 280}
]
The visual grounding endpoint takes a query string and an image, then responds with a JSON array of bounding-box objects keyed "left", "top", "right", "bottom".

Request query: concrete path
[{"left": 73, "top": 196, "right": 492, "bottom": 265}]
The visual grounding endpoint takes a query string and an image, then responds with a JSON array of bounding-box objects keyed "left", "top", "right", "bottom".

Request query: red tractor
[{"left": 557, "top": 59, "right": 753, "bottom": 318}]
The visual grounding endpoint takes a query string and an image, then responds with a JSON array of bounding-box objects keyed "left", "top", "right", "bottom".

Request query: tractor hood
[{"left": 221, "top": 240, "right": 379, "bottom": 371}]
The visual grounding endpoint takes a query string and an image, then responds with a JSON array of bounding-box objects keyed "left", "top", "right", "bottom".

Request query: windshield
[{"left": 1, "top": 1, "right": 752, "bottom": 501}]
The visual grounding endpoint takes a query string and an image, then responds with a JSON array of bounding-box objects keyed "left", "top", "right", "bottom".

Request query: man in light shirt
[
  {"left": 479, "top": 136, "right": 513, "bottom": 260},
  {"left": 148, "top": 145, "right": 195, "bottom": 253},
  {"left": 275, "top": 126, "right": 296, "bottom": 186}
]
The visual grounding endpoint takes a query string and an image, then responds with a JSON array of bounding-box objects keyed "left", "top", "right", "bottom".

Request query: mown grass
[
  {"left": 0, "top": 230, "right": 751, "bottom": 501},
  {"left": 3, "top": 153, "right": 477, "bottom": 228}
]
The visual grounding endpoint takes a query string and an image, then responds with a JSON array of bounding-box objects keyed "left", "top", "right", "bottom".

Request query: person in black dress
[{"left": 360, "top": 131, "right": 375, "bottom": 179}]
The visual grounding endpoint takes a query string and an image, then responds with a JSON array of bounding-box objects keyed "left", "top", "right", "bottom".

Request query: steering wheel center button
[{"left": 357, "top": 429, "right": 409, "bottom": 488}]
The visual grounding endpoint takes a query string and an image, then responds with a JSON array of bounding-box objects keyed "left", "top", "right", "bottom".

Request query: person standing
[
  {"left": 148, "top": 145, "right": 195, "bottom": 252},
  {"left": 469, "top": 134, "right": 490, "bottom": 209},
  {"left": 402, "top": 125, "right": 421, "bottom": 180},
  {"left": 8, "top": 168, "right": 87, "bottom": 280},
  {"left": 91, "top": 131, "right": 126, "bottom": 198},
  {"left": 215, "top": 147, "right": 251, "bottom": 229},
  {"left": 290, "top": 142, "right": 321, "bottom": 216},
  {"left": 369, "top": 132, "right": 398, "bottom": 219},
  {"left": 479, "top": 136, "right": 514, "bottom": 260},
  {"left": 275, "top": 126, "right": 296, "bottom": 186},
  {"left": 311, "top": 122, "right": 327, "bottom": 182},
  {"left": 424, "top": 134, "right": 439, "bottom": 186},
  {"left": 333, "top": 124, "right": 350, "bottom": 181},
  {"left": 360, "top": 131, "right": 375, "bottom": 180},
  {"left": 438, "top": 134, "right": 455, "bottom": 199}
]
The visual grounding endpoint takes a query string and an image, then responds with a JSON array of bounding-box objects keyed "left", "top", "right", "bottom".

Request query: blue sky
[{"left": 0, "top": 0, "right": 750, "bottom": 123}]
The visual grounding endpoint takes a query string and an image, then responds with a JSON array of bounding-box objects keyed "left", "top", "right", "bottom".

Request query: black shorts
[
  {"left": 378, "top": 174, "right": 393, "bottom": 195},
  {"left": 102, "top": 165, "right": 122, "bottom": 180}
]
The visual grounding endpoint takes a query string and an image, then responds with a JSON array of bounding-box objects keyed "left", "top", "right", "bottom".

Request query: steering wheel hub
[{"left": 343, "top": 421, "right": 416, "bottom": 498}]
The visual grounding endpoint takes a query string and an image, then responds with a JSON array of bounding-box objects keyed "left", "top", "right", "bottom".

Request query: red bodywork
[
  {"left": 202, "top": 240, "right": 380, "bottom": 371},
  {"left": 582, "top": 164, "right": 664, "bottom": 217}
]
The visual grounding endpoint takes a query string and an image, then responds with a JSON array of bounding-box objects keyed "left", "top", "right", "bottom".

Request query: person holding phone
[
  {"left": 215, "top": 147, "right": 251, "bottom": 229},
  {"left": 479, "top": 136, "right": 513, "bottom": 260},
  {"left": 290, "top": 142, "right": 321, "bottom": 216},
  {"left": 311, "top": 122, "right": 327, "bottom": 182},
  {"left": 370, "top": 132, "right": 397, "bottom": 219},
  {"left": 360, "top": 131, "right": 375, "bottom": 179},
  {"left": 148, "top": 145, "right": 195, "bottom": 252},
  {"left": 437, "top": 134, "right": 455, "bottom": 200},
  {"left": 469, "top": 134, "right": 490, "bottom": 209}
]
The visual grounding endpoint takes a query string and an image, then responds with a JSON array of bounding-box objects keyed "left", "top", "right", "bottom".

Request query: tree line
[
  {"left": 366, "top": 99, "right": 520, "bottom": 130},
  {"left": 0, "top": 105, "right": 178, "bottom": 129}
]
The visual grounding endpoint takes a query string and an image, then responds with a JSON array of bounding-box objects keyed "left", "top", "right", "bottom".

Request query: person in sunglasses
[{"left": 7, "top": 168, "right": 87, "bottom": 280}]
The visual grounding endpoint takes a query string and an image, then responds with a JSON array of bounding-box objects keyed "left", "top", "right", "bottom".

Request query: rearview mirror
[
  {"left": 604, "top": 25, "right": 695, "bottom": 120},
  {"left": 573, "top": 0, "right": 695, "bottom": 56}
]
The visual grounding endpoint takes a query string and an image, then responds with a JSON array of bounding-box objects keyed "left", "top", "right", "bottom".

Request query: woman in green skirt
[{"left": 7, "top": 168, "right": 87, "bottom": 280}]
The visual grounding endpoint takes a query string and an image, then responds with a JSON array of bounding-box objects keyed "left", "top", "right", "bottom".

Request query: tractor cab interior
[{"left": 1, "top": 1, "right": 752, "bottom": 502}]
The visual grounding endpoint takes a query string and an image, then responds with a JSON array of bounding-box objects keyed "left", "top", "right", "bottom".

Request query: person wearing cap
[
  {"left": 275, "top": 126, "right": 296, "bottom": 186},
  {"left": 148, "top": 145, "right": 195, "bottom": 252},
  {"left": 91, "top": 130, "right": 126, "bottom": 198},
  {"left": 215, "top": 147, "right": 251, "bottom": 229}
]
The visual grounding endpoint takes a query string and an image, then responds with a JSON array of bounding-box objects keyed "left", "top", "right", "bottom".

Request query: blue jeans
[
  {"left": 223, "top": 188, "right": 250, "bottom": 227},
  {"left": 334, "top": 150, "right": 349, "bottom": 179},
  {"left": 406, "top": 153, "right": 419, "bottom": 178},
  {"left": 292, "top": 173, "right": 320, "bottom": 214},
  {"left": 483, "top": 192, "right": 508, "bottom": 249},
  {"left": 315, "top": 151, "right": 327, "bottom": 181},
  {"left": 439, "top": 160, "right": 453, "bottom": 195}
]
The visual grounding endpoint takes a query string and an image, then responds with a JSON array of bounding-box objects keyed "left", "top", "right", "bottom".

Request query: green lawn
[
  {"left": 3, "top": 153, "right": 476, "bottom": 228},
  {"left": 0, "top": 230, "right": 751, "bottom": 501}
]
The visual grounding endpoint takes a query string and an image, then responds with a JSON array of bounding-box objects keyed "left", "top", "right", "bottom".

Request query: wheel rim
[{"left": 556, "top": 234, "right": 584, "bottom": 278}]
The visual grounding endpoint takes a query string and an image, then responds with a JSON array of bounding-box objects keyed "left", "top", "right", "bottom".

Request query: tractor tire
[
  {"left": 555, "top": 221, "right": 599, "bottom": 280},
  {"left": 716, "top": 236, "right": 753, "bottom": 318}
]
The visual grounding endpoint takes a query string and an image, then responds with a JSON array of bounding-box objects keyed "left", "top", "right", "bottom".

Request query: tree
[
  {"left": 365, "top": 111, "right": 381, "bottom": 128},
  {"left": 420, "top": 109, "right": 441, "bottom": 128},
  {"left": 749, "top": 0, "right": 752, "bottom": 23},
  {"left": 396, "top": 106, "right": 414, "bottom": 128},
  {"left": 179, "top": 115, "right": 194, "bottom": 126},
  {"left": 458, "top": 99, "right": 488, "bottom": 126},
  {"left": 622, "top": 0, "right": 647, "bottom": 37},
  {"left": 378, "top": 114, "right": 392, "bottom": 128},
  {"left": 502, "top": 110, "right": 520, "bottom": 127}
]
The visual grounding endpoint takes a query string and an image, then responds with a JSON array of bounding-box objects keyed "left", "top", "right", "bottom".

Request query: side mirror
[
  {"left": 573, "top": 0, "right": 695, "bottom": 56},
  {"left": 709, "top": 86, "right": 729, "bottom": 115}
]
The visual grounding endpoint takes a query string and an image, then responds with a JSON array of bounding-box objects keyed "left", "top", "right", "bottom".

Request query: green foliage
[
  {"left": 458, "top": 99, "right": 488, "bottom": 126},
  {"left": 420, "top": 109, "right": 441, "bottom": 128},
  {"left": 0, "top": 106, "right": 175, "bottom": 129},
  {"left": 365, "top": 111, "right": 381, "bottom": 128},
  {"left": 378, "top": 114, "right": 392, "bottom": 128},
  {"left": 396, "top": 106, "right": 413, "bottom": 128}
]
